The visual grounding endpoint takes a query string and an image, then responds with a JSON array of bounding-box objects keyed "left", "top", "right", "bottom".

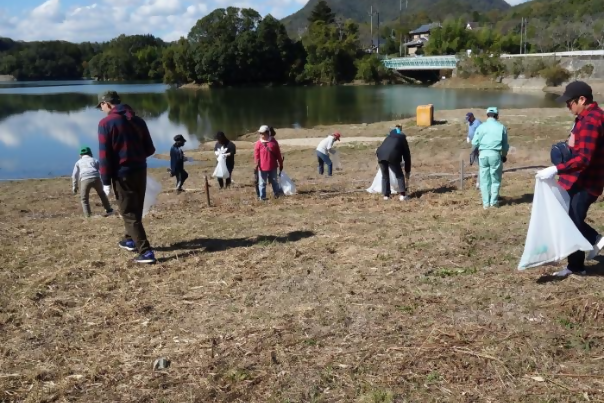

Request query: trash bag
[
  {"left": 366, "top": 167, "right": 400, "bottom": 194},
  {"left": 279, "top": 171, "right": 296, "bottom": 196},
  {"left": 331, "top": 150, "right": 342, "bottom": 170},
  {"left": 518, "top": 178, "right": 592, "bottom": 270},
  {"left": 212, "top": 153, "right": 230, "bottom": 179},
  {"left": 143, "top": 176, "right": 162, "bottom": 218}
]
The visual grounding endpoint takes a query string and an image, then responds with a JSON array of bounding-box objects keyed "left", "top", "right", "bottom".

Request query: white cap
[{"left": 258, "top": 125, "right": 270, "bottom": 133}]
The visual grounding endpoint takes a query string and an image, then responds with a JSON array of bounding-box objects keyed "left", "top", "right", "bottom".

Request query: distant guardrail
[{"left": 500, "top": 50, "right": 604, "bottom": 58}]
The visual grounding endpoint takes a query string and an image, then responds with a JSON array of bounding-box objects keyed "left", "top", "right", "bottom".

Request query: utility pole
[
  {"left": 399, "top": 0, "right": 402, "bottom": 56},
  {"left": 519, "top": 17, "right": 524, "bottom": 54},
  {"left": 368, "top": 6, "right": 377, "bottom": 53},
  {"left": 377, "top": 11, "right": 380, "bottom": 54},
  {"left": 524, "top": 18, "right": 528, "bottom": 54}
]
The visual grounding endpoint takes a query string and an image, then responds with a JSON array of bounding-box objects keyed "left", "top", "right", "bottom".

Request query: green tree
[{"left": 308, "top": 0, "right": 336, "bottom": 24}]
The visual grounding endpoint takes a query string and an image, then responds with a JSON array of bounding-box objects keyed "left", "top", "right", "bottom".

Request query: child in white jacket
[{"left": 72, "top": 146, "right": 113, "bottom": 217}]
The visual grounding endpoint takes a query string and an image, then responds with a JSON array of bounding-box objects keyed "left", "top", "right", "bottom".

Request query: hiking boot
[
  {"left": 587, "top": 235, "right": 604, "bottom": 261},
  {"left": 134, "top": 250, "right": 157, "bottom": 264},
  {"left": 118, "top": 239, "right": 136, "bottom": 252}
]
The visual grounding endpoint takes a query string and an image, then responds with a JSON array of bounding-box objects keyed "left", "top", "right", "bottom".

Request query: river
[{"left": 0, "top": 80, "right": 558, "bottom": 180}]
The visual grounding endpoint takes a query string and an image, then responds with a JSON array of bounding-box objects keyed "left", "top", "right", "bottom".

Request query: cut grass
[{"left": 1, "top": 108, "right": 604, "bottom": 402}]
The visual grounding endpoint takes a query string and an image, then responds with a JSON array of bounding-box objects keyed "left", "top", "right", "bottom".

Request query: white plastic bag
[
  {"left": 279, "top": 171, "right": 296, "bottom": 196},
  {"left": 518, "top": 178, "right": 592, "bottom": 269},
  {"left": 366, "top": 167, "right": 400, "bottom": 194},
  {"left": 212, "top": 154, "right": 230, "bottom": 179},
  {"left": 331, "top": 150, "right": 342, "bottom": 170},
  {"left": 143, "top": 176, "right": 162, "bottom": 218}
]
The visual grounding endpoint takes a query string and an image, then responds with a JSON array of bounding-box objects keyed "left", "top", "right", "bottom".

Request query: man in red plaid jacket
[{"left": 536, "top": 81, "right": 604, "bottom": 277}]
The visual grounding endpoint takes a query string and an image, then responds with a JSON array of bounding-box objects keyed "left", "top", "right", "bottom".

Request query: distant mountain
[{"left": 282, "top": 0, "right": 512, "bottom": 34}]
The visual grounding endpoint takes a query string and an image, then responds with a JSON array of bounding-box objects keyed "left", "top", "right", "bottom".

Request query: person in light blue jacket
[
  {"left": 471, "top": 107, "right": 509, "bottom": 209},
  {"left": 465, "top": 112, "right": 481, "bottom": 143}
]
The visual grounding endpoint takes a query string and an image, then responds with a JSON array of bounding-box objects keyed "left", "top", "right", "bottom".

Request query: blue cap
[
  {"left": 465, "top": 112, "right": 474, "bottom": 121},
  {"left": 486, "top": 107, "right": 498, "bottom": 114}
]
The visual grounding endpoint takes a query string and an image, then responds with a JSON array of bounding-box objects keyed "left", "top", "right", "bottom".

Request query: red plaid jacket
[{"left": 557, "top": 103, "right": 604, "bottom": 197}]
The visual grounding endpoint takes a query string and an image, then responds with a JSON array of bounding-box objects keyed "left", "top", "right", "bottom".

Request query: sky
[{"left": 0, "top": 0, "right": 530, "bottom": 43}]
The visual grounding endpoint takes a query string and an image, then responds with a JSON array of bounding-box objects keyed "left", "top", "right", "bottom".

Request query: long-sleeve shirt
[
  {"left": 170, "top": 144, "right": 185, "bottom": 174},
  {"left": 376, "top": 130, "right": 412, "bottom": 173},
  {"left": 316, "top": 135, "right": 336, "bottom": 154},
  {"left": 557, "top": 102, "right": 604, "bottom": 197},
  {"left": 467, "top": 118, "right": 481, "bottom": 142},
  {"left": 471, "top": 117, "right": 509, "bottom": 156},
  {"left": 72, "top": 155, "right": 101, "bottom": 188},
  {"left": 254, "top": 138, "right": 283, "bottom": 171},
  {"left": 98, "top": 104, "right": 156, "bottom": 186},
  {"left": 214, "top": 141, "right": 236, "bottom": 168}
]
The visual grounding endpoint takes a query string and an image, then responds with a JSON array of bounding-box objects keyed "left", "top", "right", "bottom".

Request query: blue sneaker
[
  {"left": 118, "top": 239, "right": 136, "bottom": 252},
  {"left": 134, "top": 250, "right": 156, "bottom": 264}
]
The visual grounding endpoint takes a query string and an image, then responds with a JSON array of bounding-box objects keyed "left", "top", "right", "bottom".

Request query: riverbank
[{"left": 4, "top": 107, "right": 602, "bottom": 402}]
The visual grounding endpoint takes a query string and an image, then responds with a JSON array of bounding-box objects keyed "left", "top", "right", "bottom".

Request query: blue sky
[{"left": 0, "top": 0, "right": 528, "bottom": 43}]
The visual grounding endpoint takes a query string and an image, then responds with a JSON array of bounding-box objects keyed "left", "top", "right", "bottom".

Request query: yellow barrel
[{"left": 416, "top": 104, "right": 434, "bottom": 127}]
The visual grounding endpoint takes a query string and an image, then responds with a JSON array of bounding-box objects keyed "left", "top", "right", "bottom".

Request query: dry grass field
[{"left": 1, "top": 108, "right": 604, "bottom": 402}]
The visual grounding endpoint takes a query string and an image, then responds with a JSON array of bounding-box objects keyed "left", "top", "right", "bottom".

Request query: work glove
[
  {"left": 72, "top": 187, "right": 77, "bottom": 195},
  {"left": 502, "top": 156, "right": 507, "bottom": 163},
  {"left": 535, "top": 166, "right": 558, "bottom": 180},
  {"left": 405, "top": 172, "right": 411, "bottom": 181},
  {"left": 466, "top": 137, "right": 470, "bottom": 143},
  {"left": 103, "top": 185, "right": 111, "bottom": 196},
  {"left": 279, "top": 167, "right": 283, "bottom": 175}
]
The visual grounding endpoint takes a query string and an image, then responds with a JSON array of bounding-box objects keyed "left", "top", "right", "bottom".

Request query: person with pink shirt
[{"left": 254, "top": 125, "right": 284, "bottom": 200}]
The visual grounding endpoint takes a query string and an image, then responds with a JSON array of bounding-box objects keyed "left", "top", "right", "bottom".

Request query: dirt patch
[
  {"left": 432, "top": 77, "right": 510, "bottom": 91},
  {"left": 2, "top": 108, "right": 603, "bottom": 402}
]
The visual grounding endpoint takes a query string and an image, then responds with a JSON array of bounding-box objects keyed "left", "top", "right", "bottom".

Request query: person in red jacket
[{"left": 254, "top": 125, "right": 284, "bottom": 200}]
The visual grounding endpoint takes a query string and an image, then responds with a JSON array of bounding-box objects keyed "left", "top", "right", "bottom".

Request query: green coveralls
[{"left": 471, "top": 117, "right": 509, "bottom": 207}]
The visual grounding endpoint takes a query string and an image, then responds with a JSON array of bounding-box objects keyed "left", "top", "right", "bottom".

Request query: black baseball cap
[
  {"left": 556, "top": 81, "right": 593, "bottom": 103},
  {"left": 173, "top": 134, "right": 186, "bottom": 142}
]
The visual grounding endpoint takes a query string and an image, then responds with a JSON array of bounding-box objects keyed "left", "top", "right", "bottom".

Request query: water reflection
[{"left": 0, "top": 84, "right": 559, "bottom": 179}]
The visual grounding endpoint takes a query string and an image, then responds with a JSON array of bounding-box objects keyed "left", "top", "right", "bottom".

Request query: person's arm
[
  {"left": 401, "top": 136, "right": 411, "bottom": 174},
  {"left": 471, "top": 126, "right": 483, "bottom": 148},
  {"left": 137, "top": 118, "right": 156, "bottom": 157},
  {"left": 170, "top": 147, "right": 177, "bottom": 174},
  {"left": 501, "top": 126, "right": 509, "bottom": 157},
  {"left": 98, "top": 122, "right": 114, "bottom": 187},
  {"left": 326, "top": 137, "right": 335, "bottom": 154},
  {"left": 274, "top": 142, "right": 284, "bottom": 171},
  {"left": 72, "top": 161, "right": 79, "bottom": 192},
  {"left": 229, "top": 142, "right": 236, "bottom": 156},
  {"left": 557, "top": 116, "right": 600, "bottom": 174},
  {"left": 254, "top": 141, "right": 260, "bottom": 169}
]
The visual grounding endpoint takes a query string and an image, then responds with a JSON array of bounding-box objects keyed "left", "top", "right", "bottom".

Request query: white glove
[
  {"left": 535, "top": 166, "right": 558, "bottom": 180},
  {"left": 103, "top": 185, "right": 111, "bottom": 196},
  {"left": 214, "top": 151, "right": 220, "bottom": 156},
  {"left": 466, "top": 137, "right": 470, "bottom": 143}
]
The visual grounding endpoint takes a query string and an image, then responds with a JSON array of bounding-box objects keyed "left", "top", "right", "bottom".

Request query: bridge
[{"left": 382, "top": 56, "right": 458, "bottom": 71}]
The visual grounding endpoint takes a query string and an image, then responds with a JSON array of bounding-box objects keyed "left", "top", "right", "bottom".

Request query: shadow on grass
[
  {"left": 156, "top": 230, "right": 316, "bottom": 254},
  {"left": 536, "top": 257, "right": 604, "bottom": 284},
  {"left": 410, "top": 185, "right": 456, "bottom": 199},
  {"left": 500, "top": 193, "right": 534, "bottom": 206}
]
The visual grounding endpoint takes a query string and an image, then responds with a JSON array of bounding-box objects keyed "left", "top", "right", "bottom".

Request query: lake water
[{"left": 0, "top": 80, "right": 558, "bottom": 180}]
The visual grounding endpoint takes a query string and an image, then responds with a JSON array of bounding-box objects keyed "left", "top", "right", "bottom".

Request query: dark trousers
[
  {"left": 378, "top": 160, "right": 406, "bottom": 197},
  {"left": 317, "top": 151, "right": 332, "bottom": 176},
  {"left": 218, "top": 163, "right": 234, "bottom": 188},
  {"left": 114, "top": 169, "right": 152, "bottom": 254},
  {"left": 253, "top": 169, "right": 260, "bottom": 198},
  {"left": 568, "top": 187, "right": 599, "bottom": 272},
  {"left": 175, "top": 169, "right": 188, "bottom": 190}
]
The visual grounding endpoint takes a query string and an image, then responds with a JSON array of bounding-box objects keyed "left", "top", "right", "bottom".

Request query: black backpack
[{"left": 551, "top": 141, "right": 572, "bottom": 165}]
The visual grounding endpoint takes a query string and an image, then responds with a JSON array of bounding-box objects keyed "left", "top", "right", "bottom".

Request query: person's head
[
  {"left": 173, "top": 134, "right": 186, "bottom": 147},
  {"left": 216, "top": 131, "right": 228, "bottom": 145},
  {"left": 258, "top": 125, "right": 270, "bottom": 141},
  {"left": 96, "top": 91, "right": 121, "bottom": 114},
  {"left": 557, "top": 81, "right": 594, "bottom": 116},
  {"left": 269, "top": 127, "right": 276, "bottom": 137},
  {"left": 486, "top": 107, "right": 498, "bottom": 120},
  {"left": 79, "top": 146, "right": 92, "bottom": 158},
  {"left": 332, "top": 131, "right": 341, "bottom": 141},
  {"left": 465, "top": 112, "right": 475, "bottom": 124}
]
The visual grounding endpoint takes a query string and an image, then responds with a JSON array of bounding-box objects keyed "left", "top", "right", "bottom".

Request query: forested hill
[{"left": 281, "top": 0, "right": 511, "bottom": 34}]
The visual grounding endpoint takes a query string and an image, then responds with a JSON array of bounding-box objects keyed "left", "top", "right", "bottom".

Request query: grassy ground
[{"left": 2, "top": 108, "right": 604, "bottom": 402}]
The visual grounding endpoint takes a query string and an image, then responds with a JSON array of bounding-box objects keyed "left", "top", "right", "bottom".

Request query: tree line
[{"left": 1, "top": 0, "right": 602, "bottom": 84}]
